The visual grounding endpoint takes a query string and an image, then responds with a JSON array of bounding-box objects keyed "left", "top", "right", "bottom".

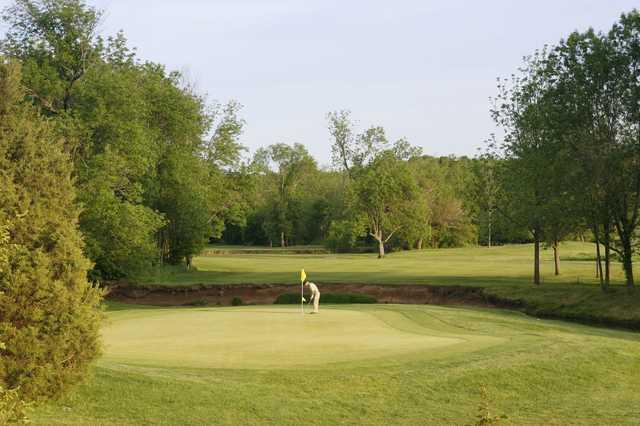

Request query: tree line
[
  {"left": 0, "top": 0, "right": 535, "bottom": 283},
  {"left": 0, "top": 0, "right": 252, "bottom": 281},
  {"left": 490, "top": 10, "right": 640, "bottom": 291},
  {"left": 233, "top": 112, "right": 529, "bottom": 258},
  {"left": 2, "top": 0, "right": 637, "bottom": 287}
]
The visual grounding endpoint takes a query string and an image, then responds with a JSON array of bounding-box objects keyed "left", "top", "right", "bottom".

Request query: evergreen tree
[{"left": 0, "top": 60, "right": 103, "bottom": 401}]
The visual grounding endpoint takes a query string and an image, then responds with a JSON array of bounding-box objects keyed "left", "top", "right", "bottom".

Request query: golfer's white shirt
[{"left": 307, "top": 282, "right": 320, "bottom": 299}]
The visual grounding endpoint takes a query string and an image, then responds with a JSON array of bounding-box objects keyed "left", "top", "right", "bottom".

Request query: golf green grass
[
  {"left": 101, "top": 308, "right": 469, "bottom": 369},
  {"left": 32, "top": 304, "right": 640, "bottom": 425},
  {"left": 147, "top": 242, "right": 629, "bottom": 287}
]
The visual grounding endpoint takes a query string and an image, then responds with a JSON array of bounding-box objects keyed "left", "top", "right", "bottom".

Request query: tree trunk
[
  {"left": 370, "top": 227, "right": 387, "bottom": 259},
  {"left": 377, "top": 238, "right": 385, "bottom": 258},
  {"left": 596, "top": 243, "right": 605, "bottom": 287},
  {"left": 280, "top": 232, "right": 285, "bottom": 248},
  {"left": 487, "top": 212, "right": 492, "bottom": 247},
  {"left": 621, "top": 235, "right": 635, "bottom": 291},
  {"left": 533, "top": 228, "right": 541, "bottom": 285},
  {"left": 553, "top": 240, "right": 560, "bottom": 276},
  {"left": 603, "top": 221, "right": 611, "bottom": 288},
  {"left": 613, "top": 217, "right": 635, "bottom": 291},
  {"left": 416, "top": 238, "right": 423, "bottom": 250},
  {"left": 593, "top": 224, "right": 604, "bottom": 289}
]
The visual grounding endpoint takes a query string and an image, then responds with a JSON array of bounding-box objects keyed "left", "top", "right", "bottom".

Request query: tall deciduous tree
[
  {"left": 327, "top": 110, "right": 356, "bottom": 177},
  {"left": 605, "top": 12, "right": 640, "bottom": 290},
  {"left": 327, "top": 111, "right": 425, "bottom": 257},
  {"left": 253, "top": 143, "right": 317, "bottom": 247},
  {"left": 491, "top": 50, "right": 567, "bottom": 285},
  {"left": 1, "top": 0, "right": 102, "bottom": 113},
  {"left": 352, "top": 150, "right": 423, "bottom": 258},
  {"left": 203, "top": 100, "right": 250, "bottom": 241},
  {"left": 2, "top": 0, "right": 216, "bottom": 278},
  {"left": 550, "top": 13, "right": 640, "bottom": 290},
  {"left": 469, "top": 155, "right": 499, "bottom": 247}
]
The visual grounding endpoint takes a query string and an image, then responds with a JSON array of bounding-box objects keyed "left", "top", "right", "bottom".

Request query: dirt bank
[
  {"left": 106, "top": 283, "right": 640, "bottom": 331},
  {"left": 107, "top": 282, "right": 518, "bottom": 309}
]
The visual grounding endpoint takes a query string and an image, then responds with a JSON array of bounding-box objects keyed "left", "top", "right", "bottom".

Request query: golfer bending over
[{"left": 304, "top": 280, "right": 320, "bottom": 313}]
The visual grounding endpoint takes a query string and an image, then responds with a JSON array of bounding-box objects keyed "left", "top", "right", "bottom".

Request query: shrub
[
  {"left": 231, "top": 297, "right": 243, "bottom": 306},
  {"left": 325, "top": 218, "right": 367, "bottom": 252},
  {"left": 470, "top": 385, "right": 508, "bottom": 426},
  {"left": 186, "top": 299, "right": 209, "bottom": 307},
  {"left": 0, "top": 61, "right": 104, "bottom": 402},
  {"left": 274, "top": 293, "right": 377, "bottom": 304},
  {"left": 0, "top": 384, "right": 30, "bottom": 425}
]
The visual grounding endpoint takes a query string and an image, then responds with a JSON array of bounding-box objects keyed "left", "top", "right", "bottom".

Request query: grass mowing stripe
[{"left": 33, "top": 304, "right": 640, "bottom": 425}]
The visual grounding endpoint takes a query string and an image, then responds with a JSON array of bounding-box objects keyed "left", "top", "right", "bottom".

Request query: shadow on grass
[{"left": 103, "top": 301, "right": 164, "bottom": 311}]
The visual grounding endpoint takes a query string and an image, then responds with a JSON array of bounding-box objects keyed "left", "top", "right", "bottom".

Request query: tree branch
[{"left": 384, "top": 228, "right": 399, "bottom": 243}]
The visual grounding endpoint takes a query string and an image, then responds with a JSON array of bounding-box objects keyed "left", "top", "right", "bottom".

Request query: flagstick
[{"left": 300, "top": 269, "right": 306, "bottom": 316}]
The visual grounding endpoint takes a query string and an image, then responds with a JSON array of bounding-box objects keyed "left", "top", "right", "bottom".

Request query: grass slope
[{"left": 33, "top": 304, "right": 640, "bottom": 425}]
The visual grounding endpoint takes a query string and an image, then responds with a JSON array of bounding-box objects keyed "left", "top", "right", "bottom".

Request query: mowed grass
[
  {"left": 142, "top": 241, "right": 640, "bottom": 325},
  {"left": 33, "top": 304, "right": 640, "bottom": 425},
  {"left": 147, "top": 241, "right": 627, "bottom": 287},
  {"left": 100, "top": 307, "right": 467, "bottom": 369}
]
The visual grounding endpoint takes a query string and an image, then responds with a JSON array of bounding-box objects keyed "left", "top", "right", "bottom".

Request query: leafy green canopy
[
  {"left": 251, "top": 143, "right": 319, "bottom": 247},
  {"left": 1, "top": 0, "right": 249, "bottom": 278},
  {"left": 490, "top": 10, "right": 640, "bottom": 288}
]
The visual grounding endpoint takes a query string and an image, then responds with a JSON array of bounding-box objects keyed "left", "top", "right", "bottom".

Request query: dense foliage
[
  {"left": 0, "top": 0, "right": 532, "bottom": 277},
  {"left": 0, "top": 382, "right": 31, "bottom": 424},
  {"left": 491, "top": 10, "right": 640, "bottom": 289},
  {"left": 223, "top": 118, "right": 518, "bottom": 255},
  {"left": 0, "top": 59, "right": 103, "bottom": 402},
  {"left": 1, "top": 0, "right": 247, "bottom": 281}
]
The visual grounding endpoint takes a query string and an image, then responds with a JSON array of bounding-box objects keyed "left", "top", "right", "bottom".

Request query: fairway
[
  {"left": 33, "top": 304, "right": 640, "bottom": 425},
  {"left": 148, "top": 242, "right": 633, "bottom": 287},
  {"left": 102, "top": 307, "right": 493, "bottom": 369}
]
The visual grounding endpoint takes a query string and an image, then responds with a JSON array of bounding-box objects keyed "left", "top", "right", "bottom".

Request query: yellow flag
[{"left": 300, "top": 269, "right": 306, "bottom": 283}]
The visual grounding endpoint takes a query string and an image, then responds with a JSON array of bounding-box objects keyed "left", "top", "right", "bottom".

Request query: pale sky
[{"left": 2, "top": 1, "right": 638, "bottom": 165}]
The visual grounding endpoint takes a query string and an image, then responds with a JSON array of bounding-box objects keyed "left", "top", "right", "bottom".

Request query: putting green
[{"left": 101, "top": 306, "right": 500, "bottom": 369}]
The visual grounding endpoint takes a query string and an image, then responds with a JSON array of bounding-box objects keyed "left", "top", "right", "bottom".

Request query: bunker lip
[
  {"left": 106, "top": 282, "right": 503, "bottom": 308},
  {"left": 105, "top": 282, "right": 640, "bottom": 332}
]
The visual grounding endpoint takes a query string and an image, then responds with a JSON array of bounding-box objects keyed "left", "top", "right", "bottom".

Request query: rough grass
[
  {"left": 32, "top": 304, "right": 640, "bottom": 425},
  {"left": 145, "top": 242, "right": 626, "bottom": 287},
  {"left": 201, "top": 244, "right": 330, "bottom": 255},
  {"left": 485, "top": 284, "right": 640, "bottom": 324}
]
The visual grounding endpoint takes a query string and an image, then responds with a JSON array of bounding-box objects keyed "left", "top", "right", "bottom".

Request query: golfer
[{"left": 304, "top": 279, "right": 320, "bottom": 313}]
